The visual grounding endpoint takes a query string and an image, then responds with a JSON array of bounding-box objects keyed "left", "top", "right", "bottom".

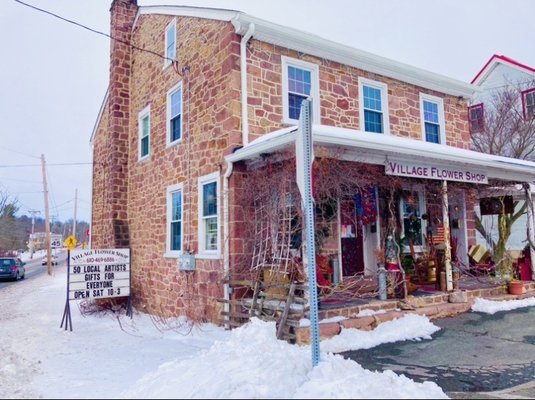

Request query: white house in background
[
  {"left": 470, "top": 55, "right": 535, "bottom": 251},
  {"left": 469, "top": 54, "right": 535, "bottom": 133}
]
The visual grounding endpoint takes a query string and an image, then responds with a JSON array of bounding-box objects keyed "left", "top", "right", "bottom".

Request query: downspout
[
  {"left": 223, "top": 160, "right": 234, "bottom": 327},
  {"left": 223, "top": 22, "right": 254, "bottom": 326},
  {"left": 240, "top": 23, "right": 255, "bottom": 146}
]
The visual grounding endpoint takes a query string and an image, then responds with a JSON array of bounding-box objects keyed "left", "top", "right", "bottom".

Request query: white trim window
[
  {"left": 399, "top": 187, "right": 427, "bottom": 251},
  {"left": 166, "top": 183, "right": 183, "bottom": 257},
  {"left": 198, "top": 172, "right": 219, "bottom": 256},
  {"left": 167, "top": 82, "right": 183, "bottom": 146},
  {"left": 164, "top": 19, "right": 176, "bottom": 68},
  {"left": 281, "top": 56, "right": 320, "bottom": 124},
  {"left": 420, "top": 93, "right": 446, "bottom": 144},
  {"left": 138, "top": 105, "right": 150, "bottom": 160},
  {"left": 358, "top": 77, "right": 390, "bottom": 134}
]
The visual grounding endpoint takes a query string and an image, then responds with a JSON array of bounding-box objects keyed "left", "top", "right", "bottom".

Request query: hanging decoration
[{"left": 355, "top": 186, "right": 378, "bottom": 226}]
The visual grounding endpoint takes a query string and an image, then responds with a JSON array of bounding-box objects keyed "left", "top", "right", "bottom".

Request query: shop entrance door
[{"left": 340, "top": 200, "right": 364, "bottom": 276}]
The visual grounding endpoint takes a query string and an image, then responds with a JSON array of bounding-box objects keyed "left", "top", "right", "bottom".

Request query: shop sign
[{"left": 385, "top": 160, "right": 488, "bottom": 184}]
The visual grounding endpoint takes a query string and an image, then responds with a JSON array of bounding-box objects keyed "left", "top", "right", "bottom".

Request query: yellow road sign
[{"left": 64, "top": 235, "right": 77, "bottom": 251}]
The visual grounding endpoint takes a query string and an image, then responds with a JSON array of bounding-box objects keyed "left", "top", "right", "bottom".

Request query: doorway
[{"left": 340, "top": 200, "right": 364, "bottom": 276}]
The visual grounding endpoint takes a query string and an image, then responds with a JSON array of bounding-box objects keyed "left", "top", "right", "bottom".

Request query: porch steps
[{"left": 295, "top": 284, "right": 535, "bottom": 346}]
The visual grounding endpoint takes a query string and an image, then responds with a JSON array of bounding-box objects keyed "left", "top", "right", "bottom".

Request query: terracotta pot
[{"left": 508, "top": 280, "right": 524, "bottom": 295}]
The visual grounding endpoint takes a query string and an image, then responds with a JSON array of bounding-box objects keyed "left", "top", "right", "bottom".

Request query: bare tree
[
  {"left": 471, "top": 80, "right": 535, "bottom": 160},
  {"left": 471, "top": 79, "right": 535, "bottom": 269}
]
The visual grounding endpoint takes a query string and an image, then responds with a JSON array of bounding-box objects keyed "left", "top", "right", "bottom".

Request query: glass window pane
[
  {"left": 204, "top": 217, "right": 218, "bottom": 251},
  {"left": 172, "top": 191, "right": 182, "bottom": 221},
  {"left": 141, "top": 136, "right": 149, "bottom": 156},
  {"left": 288, "top": 93, "right": 306, "bottom": 120},
  {"left": 423, "top": 101, "right": 439, "bottom": 123},
  {"left": 402, "top": 192, "right": 423, "bottom": 246},
  {"left": 171, "top": 89, "right": 181, "bottom": 118},
  {"left": 142, "top": 115, "right": 149, "bottom": 138},
  {"left": 171, "top": 115, "right": 181, "bottom": 142},
  {"left": 425, "top": 122, "right": 440, "bottom": 143},
  {"left": 166, "top": 24, "right": 176, "bottom": 59},
  {"left": 203, "top": 182, "right": 217, "bottom": 217},
  {"left": 364, "top": 109, "right": 383, "bottom": 133},
  {"left": 171, "top": 221, "right": 181, "bottom": 251}
]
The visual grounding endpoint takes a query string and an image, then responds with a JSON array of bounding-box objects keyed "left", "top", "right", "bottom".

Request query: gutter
[
  {"left": 238, "top": 22, "right": 255, "bottom": 146},
  {"left": 222, "top": 160, "right": 234, "bottom": 327}
]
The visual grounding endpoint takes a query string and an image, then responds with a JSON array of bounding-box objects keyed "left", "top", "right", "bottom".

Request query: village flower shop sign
[
  {"left": 385, "top": 160, "right": 488, "bottom": 184},
  {"left": 61, "top": 249, "right": 132, "bottom": 331}
]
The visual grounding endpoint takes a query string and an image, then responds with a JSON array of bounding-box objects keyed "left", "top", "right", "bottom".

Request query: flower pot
[{"left": 508, "top": 280, "right": 524, "bottom": 295}]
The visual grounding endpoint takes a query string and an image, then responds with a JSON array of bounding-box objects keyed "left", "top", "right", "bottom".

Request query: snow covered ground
[
  {"left": 472, "top": 296, "right": 535, "bottom": 314},
  {"left": 0, "top": 260, "right": 447, "bottom": 399}
]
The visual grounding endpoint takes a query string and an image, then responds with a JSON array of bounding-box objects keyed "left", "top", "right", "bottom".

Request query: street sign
[{"left": 64, "top": 235, "right": 77, "bottom": 250}]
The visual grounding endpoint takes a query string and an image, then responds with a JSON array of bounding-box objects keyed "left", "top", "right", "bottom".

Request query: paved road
[
  {"left": 0, "top": 251, "right": 66, "bottom": 289},
  {"left": 342, "top": 306, "right": 535, "bottom": 398}
]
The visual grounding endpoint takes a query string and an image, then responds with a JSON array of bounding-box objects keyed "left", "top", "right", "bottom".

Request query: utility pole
[
  {"left": 72, "top": 188, "right": 78, "bottom": 240},
  {"left": 28, "top": 209, "right": 40, "bottom": 259},
  {"left": 41, "top": 154, "right": 52, "bottom": 276}
]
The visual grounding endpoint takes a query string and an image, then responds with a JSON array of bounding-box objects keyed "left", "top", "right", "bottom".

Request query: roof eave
[{"left": 233, "top": 14, "right": 479, "bottom": 98}]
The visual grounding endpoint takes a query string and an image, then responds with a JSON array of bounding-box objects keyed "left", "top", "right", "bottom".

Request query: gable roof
[
  {"left": 471, "top": 54, "right": 535, "bottom": 86},
  {"left": 133, "top": 5, "right": 478, "bottom": 98}
]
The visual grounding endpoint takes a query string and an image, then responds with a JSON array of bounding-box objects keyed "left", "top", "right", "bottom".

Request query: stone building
[{"left": 91, "top": 0, "right": 535, "bottom": 322}]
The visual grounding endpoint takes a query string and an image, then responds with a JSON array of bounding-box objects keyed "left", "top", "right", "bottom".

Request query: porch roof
[{"left": 225, "top": 125, "right": 535, "bottom": 183}]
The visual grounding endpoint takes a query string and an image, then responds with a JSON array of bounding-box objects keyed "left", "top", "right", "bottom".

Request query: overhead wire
[{"left": 13, "top": 0, "right": 180, "bottom": 72}]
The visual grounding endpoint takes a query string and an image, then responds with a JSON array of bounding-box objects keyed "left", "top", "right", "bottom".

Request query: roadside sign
[
  {"left": 61, "top": 248, "right": 133, "bottom": 331},
  {"left": 64, "top": 235, "right": 77, "bottom": 250}
]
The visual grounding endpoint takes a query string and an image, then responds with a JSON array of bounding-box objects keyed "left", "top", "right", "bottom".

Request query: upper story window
[
  {"left": 420, "top": 93, "right": 445, "bottom": 144},
  {"left": 522, "top": 88, "right": 535, "bottom": 120},
  {"left": 198, "top": 172, "right": 219, "bottom": 257},
  {"left": 281, "top": 56, "right": 320, "bottom": 124},
  {"left": 468, "top": 103, "right": 484, "bottom": 133},
  {"left": 358, "top": 77, "right": 390, "bottom": 134},
  {"left": 166, "top": 183, "right": 183, "bottom": 257},
  {"left": 138, "top": 105, "right": 150, "bottom": 160},
  {"left": 164, "top": 19, "right": 176, "bottom": 68},
  {"left": 167, "top": 82, "right": 182, "bottom": 146}
]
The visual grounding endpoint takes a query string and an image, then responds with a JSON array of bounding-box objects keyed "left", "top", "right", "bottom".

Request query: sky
[{"left": 1, "top": 0, "right": 534, "bottom": 225}]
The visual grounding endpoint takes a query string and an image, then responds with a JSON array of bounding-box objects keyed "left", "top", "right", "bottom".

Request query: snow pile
[
  {"left": 121, "top": 318, "right": 447, "bottom": 399},
  {"left": 355, "top": 308, "right": 389, "bottom": 317},
  {"left": 472, "top": 297, "right": 535, "bottom": 314},
  {"left": 321, "top": 314, "right": 440, "bottom": 354}
]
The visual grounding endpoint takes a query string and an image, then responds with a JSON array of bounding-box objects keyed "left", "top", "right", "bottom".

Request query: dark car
[{"left": 0, "top": 257, "right": 26, "bottom": 281}]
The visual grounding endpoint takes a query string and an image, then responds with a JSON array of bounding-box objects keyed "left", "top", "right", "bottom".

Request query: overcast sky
[{"left": 1, "top": 0, "right": 534, "bottom": 225}]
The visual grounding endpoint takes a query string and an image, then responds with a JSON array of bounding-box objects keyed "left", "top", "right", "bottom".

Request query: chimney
[{"left": 105, "top": 0, "right": 138, "bottom": 247}]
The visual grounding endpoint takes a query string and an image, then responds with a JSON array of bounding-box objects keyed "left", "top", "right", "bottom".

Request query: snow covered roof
[
  {"left": 226, "top": 125, "right": 535, "bottom": 183},
  {"left": 134, "top": 5, "right": 478, "bottom": 98},
  {"left": 472, "top": 54, "right": 535, "bottom": 86}
]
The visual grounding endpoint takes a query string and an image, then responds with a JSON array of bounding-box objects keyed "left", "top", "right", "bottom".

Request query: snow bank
[
  {"left": 321, "top": 314, "right": 440, "bottom": 353},
  {"left": 472, "top": 297, "right": 535, "bottom": 314},
  {"left": 121, "top": 318, "right": 447, "bottom": 399}
]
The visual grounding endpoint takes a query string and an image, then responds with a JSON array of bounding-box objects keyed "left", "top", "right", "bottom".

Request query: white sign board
[
  {"left": 68, "top": 249, "right": 130, "bottom": 301},
  {"left": 51, "top": 234, "right": 63, "bottom": 248},
  {"left": 385, "top": 160, "right": 488, "bottom": 184}
]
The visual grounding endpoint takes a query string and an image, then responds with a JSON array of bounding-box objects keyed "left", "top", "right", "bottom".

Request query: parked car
[
  {"left": 0, "top": 257, "right": 26, "bottom": 281},
  {"left": 42, "top": 255, "right": 59, "bottom": 266}
]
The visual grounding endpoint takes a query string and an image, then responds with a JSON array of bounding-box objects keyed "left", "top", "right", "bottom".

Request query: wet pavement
[{"left": 341, "top": 305, "right": 535, "bottom": 397}]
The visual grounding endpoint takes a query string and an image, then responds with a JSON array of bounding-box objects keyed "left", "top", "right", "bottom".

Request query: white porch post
[
  {"left": 523, "top": 183, "right": 535, "bottom": 280},
  {"left": 442, "top": 180, "right": 453, "bottom": 291}
]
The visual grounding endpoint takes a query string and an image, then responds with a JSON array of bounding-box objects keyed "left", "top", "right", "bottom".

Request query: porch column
[
  {"left": 442, "top": 180, "right": 453, "bottom": 291},
  {"left": 523, "top": 183, "right": 535, "bottom": 280}
]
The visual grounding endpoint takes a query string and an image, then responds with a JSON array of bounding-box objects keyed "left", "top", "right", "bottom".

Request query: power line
[
  {"left": 0, "top": 145, "right": 40, "bottom": 159},
  {"left": 0, "top": 162, "right": 92, "bottom": 168},
  {"left": 14, "top": 0, "right": 179, "bottom": 68}
]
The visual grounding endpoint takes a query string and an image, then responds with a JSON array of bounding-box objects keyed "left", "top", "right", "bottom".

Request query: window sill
[
  {"left": 195, "top": 253, "right": 221, "bottom": 260},
  {"left": 163, "top": 251, "right": 182, "bottom": 259},
  {"left": 138, "top": 155, "right": 151, "bottom": 163},
  {"left": 166, "top": 139, "right": 182, "bottom": 149}
]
